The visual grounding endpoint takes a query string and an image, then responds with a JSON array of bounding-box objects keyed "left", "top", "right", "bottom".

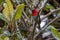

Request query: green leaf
[
  {"left": 3, "top": 0, "right": 13, "bottom": 21},
  {"left": 0, "top": 13, "right": 8, "bottom": 23},
  {"left": 4, "top": 37, "right": 9, "bottom": 40},
  {"left": 43, "top": 3, "right": 55, "bottom": 10},
  {"left": 15, "top": 29, "right": 22, "bottom": 40},
  {"left": 0, "top": 37, "right": 2, "bottom": 40},
  {"left": 50, "top": 25, "right": 60, "bottom": 40},
  {"left": 0, "top": 35, "right": 9, "bottom": 40},
  {"left": 0, "top": 28, "right": 2, "bottom": 34},
  {"left": 3, "top": 31, "right": 11, "bottom": 36},
  {"left": 0, "top": 0, "right": 2, "bottom": 5},
  {"left": 14, "top": 3, "right": 25, "bottom": 21}
]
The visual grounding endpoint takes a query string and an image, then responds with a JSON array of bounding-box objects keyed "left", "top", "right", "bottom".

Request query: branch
[
  {"left": 34, "top": 16, "right": 60, "bottom": 39},
  {"left": 31, "top": 0, "right": 48, "bottom": 40},
  {"left": 42, "top": 8, "right": 60, "bottom": 20}
]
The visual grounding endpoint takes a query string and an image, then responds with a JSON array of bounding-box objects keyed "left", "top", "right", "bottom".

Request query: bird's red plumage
[{"left": 32, "top": 9, "right": 38, "bottom": 16}]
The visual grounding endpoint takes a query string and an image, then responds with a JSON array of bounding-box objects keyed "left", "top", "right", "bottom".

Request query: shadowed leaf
[{"left": 0, "top": 13, "right": 8, "bottom": 23}]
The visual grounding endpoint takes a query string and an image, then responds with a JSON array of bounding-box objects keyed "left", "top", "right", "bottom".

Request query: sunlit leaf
[
  {"left": 3, "top": 0, "right": 13, "bottom": 21},
  {"left": 5, "top": 0, "right": 13, "bottom": 14},
  {"left": 0, "top": 35, "right": 9, "bottom": 40},
  {"left": 50, "top": 26, "right": 60, "bottom": 40},
  {"left": 4, "top": 37, "right": 9, "bottom": 40},
  {"left": 3, "top": 4, "right": 10, "bottom": 21},
  {"left": 14, "top": 3, "right": 25, "bottom": 21},
  {"left": 0, "top": 13, "right": 8, "bottom": 23}
]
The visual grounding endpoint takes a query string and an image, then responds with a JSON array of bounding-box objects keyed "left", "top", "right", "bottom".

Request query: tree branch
[
  {"left": 42, "top": 8, "right": 60, "bottom": 20},
  {"left": 34, "top": 16, "right": 60, "bottom": 39}
]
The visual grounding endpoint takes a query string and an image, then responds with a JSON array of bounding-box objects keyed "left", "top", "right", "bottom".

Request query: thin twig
[
  {"left": 21, "top": 15, "right": 28, "bottom": 27},
  {"left": 35, "top": 0, "right": 42, "bottom": 8},
  {"left": 23, "top": 11, "right": 29, "bottom": 20},
  {"left": 53, "top": 0, "right": 60, "bottom": 7},
  {"left": 23, "top": 11, "right": 32, "bottom": 24},
  {"left": 24, "top": 0, "right": 29, "bottom": 5},
  {"left": 38, "top": 0, "right": 48, "bottom": 11}
]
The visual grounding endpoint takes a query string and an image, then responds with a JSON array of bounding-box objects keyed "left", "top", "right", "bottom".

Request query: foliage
[
  {"left": 0, "top": 0, "right": 60, "bottom": 40},
  {"left": 0, "top": 0, "right": 2, "bottom": 5},
  {"left": 14, "top": 3, "right": 25, "bottom": 21},
  {"left": 0, "top": 0, "right": 25, "bottom": 40},
  {"left": 50, "top": 25, "right": 60, "bottom": 40},
  {"left": 0, "top": 35, "right": 9, "bottom": 40}
]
